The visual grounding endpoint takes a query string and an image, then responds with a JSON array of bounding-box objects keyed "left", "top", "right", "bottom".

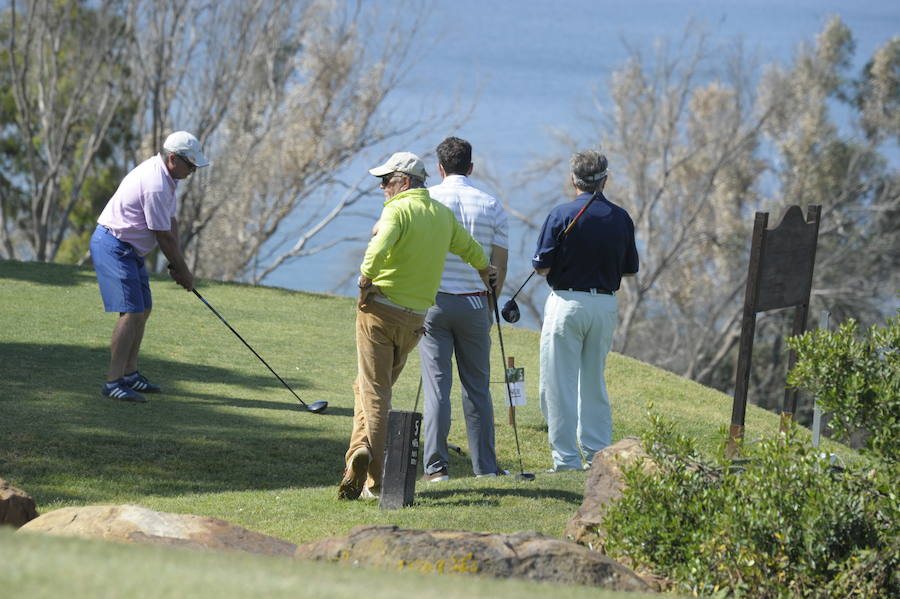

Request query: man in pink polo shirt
[{"left": 89, "top": 131, "right": 209, "bottom": 402}]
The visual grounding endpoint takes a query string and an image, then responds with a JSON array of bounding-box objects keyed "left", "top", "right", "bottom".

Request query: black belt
[
  {"left": 439, "top": 290, "right": 489, "bottom": 297},
  {"left": 554, "top": 287, "right": 614, "bottom": 295}
]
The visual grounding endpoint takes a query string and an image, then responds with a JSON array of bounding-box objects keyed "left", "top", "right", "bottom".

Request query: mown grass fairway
[
  {"left": 2, "top": 526, "right": 661, "bottom": 599},
  {"left": 0, "top": 260, "right": 843, "bottom": 597}
]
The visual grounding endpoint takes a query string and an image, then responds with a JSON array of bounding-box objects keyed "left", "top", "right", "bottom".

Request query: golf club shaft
[
  {"left": 507, "top": 270, "right": 536, "bottom": 303},
  {"left": 413, "top": 375, "right": 422, "bottom": 413},
  {"left": 506, "top": 189, "right": 602, "bottom": 305},
  {"left": 490, "top": 286, "right": 527, "bottom": 476},
  {"left": 192, "top": 289, "right": 311, "bottom": 409}
]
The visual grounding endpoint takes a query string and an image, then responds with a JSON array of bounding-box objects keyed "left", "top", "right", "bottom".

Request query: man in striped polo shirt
[{"left": 418, "top": 137, "right": 509, "bottom": 482}]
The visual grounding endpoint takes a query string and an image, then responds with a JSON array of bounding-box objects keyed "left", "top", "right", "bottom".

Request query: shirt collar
[
  {"left": 384, "top": 187, "right": 429, "bottom": 206},
  {"left": 440, "top": 174, "right": 469, "bottom": 186},
  {"left": 157, "top": 153, "right": 178, "bottom": 190}
]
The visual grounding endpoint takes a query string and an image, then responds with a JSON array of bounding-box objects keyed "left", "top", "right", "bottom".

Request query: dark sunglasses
[
  {"left": 176, "top": 154, "right": 197, "bottom": 172},
  {"left": 380, "top": 173, "right": 404, "bottom": 187}
]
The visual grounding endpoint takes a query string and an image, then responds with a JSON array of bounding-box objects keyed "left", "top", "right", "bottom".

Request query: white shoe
[{"left": 545, "top": 465, "right": 580, "bottom": 473}]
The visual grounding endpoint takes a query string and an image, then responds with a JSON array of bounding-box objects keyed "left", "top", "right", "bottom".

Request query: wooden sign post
[{"left": 727, "top": 205, "right": 821, "bottom": 456}]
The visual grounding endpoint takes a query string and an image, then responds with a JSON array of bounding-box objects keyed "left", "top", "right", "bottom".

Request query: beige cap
[
  {"left": 368, "top": 152, "right": 428, "bottom": 180},
  {"left": 163, "top": 131, "right": 210, "bottom": 167}
]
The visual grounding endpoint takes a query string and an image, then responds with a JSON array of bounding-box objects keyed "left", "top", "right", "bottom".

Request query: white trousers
[{"left": 539, "top": 289, "right": 618, "bottom": 470}]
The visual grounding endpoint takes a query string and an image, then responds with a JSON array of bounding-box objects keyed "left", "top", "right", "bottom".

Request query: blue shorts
[{"left": 89, "top": 225, "right": 152, "bottom": 313}]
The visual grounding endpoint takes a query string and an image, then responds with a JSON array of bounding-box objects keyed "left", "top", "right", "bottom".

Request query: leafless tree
[
  {"left": 514, "top": 29, "right": 774, "bottom": 371},
  {"left": 760, "top": 20, "right": 900, "bottom": 325},
  {"left": 119, "top": 0, "right": 450, "bottom": 284},
  {"left": 513, "top": 19, "right": 899, "bottom": 416},
  {"left": 2, "top": 0, "right": 131, "bottom": 261},
  {"left": 2, "top": 0, "right": 451, "bottom": 281}
]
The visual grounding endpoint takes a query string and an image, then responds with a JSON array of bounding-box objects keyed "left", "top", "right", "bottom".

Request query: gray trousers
[{"left": 418, "top": 292, "right": 499, "bottom": 476}]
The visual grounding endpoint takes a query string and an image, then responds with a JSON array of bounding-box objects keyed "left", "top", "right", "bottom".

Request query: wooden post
[
  {"left": 507, "top": 356, "right": 516, "bottom": 426},
  {"left": 728, "top": 212, "right": 768, "bottom": 457}
]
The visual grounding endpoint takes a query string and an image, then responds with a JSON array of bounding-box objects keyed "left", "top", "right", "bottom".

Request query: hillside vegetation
[{"left": 1, "top": 260, "right": 833, "bottom": 598}]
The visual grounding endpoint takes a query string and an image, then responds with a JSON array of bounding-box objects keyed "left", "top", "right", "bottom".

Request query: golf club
[
  {"left": 500, "top": 272, "right": 534, "bottom": 323},
  {"left": 501, "top": 184, "right": 605, "bottom": 323},
  {"left": 490, "top": 282, "right": 535, "bottom": 481},
  {"left": 413, "top": 375, "right": 422, "bottom": 413},
  {"left": 191, "top": 289, "right": 328, "bottom": 414}
]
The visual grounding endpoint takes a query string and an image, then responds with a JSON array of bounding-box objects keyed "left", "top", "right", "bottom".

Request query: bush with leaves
[
  {"left": 603, "top": 414, "right": 899, "bottom": 598},
  {"left": 787, "top": 310, "right": 900, "bottom": 463}
]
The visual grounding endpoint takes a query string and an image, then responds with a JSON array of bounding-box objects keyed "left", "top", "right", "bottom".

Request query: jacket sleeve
[
  {"left": 360, "top": 205, "right": 401, "bottom": 277},
  {"left": 448, "top": 214, "right": 488, "bottom": 270},
  {"left": 531, "top": 211, "right": 560, "bottom": 270},
  {"left": 623, "top": 214, "right": 640, "bottom": 275}
]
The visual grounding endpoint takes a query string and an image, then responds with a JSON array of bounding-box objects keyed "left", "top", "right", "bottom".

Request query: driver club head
[
  {"left": 516, "top": 472, "right": 536, "bottom": 481},
  {"left": 305, "top": 400, "right": 328, "bottom": 414},
  {"left": 501, "top": 299, "right": 521, "bottom": 323}
]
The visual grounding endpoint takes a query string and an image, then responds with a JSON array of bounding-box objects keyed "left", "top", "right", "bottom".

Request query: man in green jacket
[{"left": 339, "top": 151, "right": 494, "bottom": 501}]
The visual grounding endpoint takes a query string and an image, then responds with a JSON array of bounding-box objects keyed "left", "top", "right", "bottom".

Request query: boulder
[
  {"left": 0, "top": 479, "right": 38, "bottom": 528},
  {"left": 296, "top": 525, "right": 650, "bottom": 592},
  {"left": 565, "top": 437, "right": 653, "bottom": 548},
  {"left": 18, "top": 504, "right": 295, "bottom": 557}
]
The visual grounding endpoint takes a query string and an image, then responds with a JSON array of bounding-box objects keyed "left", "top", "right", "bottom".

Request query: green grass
[
  {"left": 2, "top": 527, "right": 656, "bottom": 599},
  {"left": 0, "top": 259, "right": 847, "bottom": 597}
]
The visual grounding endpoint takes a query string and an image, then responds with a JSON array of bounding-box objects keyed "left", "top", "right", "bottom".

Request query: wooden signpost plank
[{"left": 728, "top": 205, "right": 821, "bottom": 455}]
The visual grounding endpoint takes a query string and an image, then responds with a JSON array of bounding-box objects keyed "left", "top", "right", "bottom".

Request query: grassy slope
[{"left": 0, "top": 260, "right": 843, "bottom": 597}]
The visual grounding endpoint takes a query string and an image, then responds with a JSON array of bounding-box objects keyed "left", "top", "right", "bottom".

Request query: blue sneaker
[
  {"left": 102, "top": 380, "right": 147, "bottom": 402},
  {"left": 124, "top": 371, "right": 161, "bottom": 393}
]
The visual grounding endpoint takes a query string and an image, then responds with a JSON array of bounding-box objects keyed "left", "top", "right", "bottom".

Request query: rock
[
  {"left": 18, "top": 504, "right": 295, "bottom": 557},
  {"left": 565, "top": 437, "right": 653, "bottom": 548},
  {"left": 296, "top": 525, "right": 650, "bottom": 592},
  {"left": 0, "top": 479, "right": 39, "bottom": 528}
]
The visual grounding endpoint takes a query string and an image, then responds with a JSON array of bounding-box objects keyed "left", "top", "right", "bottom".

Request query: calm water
[{"left": 263, "top": 0, "right": 898, "bottom": 320}]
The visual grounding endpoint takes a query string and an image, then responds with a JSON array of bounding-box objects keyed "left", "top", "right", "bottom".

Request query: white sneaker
[{"left": 545, "top": 465, "right": 580, "bottom": 473}]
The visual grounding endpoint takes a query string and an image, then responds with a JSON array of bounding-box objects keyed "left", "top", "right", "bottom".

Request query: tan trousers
[{"left": 344, "top": 300, "right": 425, "bottom": 491}]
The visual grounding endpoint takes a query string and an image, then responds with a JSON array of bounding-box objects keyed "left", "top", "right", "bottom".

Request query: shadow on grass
[
  {"left": 0, "top": 260, "right": 92, "bottom": 287},
  {"left": 0, "top": 341, "right": 349, "bottom": 505},
  {"left": 204, "top": 396, "right": 353, "bottom": 418},
  {"left": 419, "top": 486, "right": 583, "bottom": 506}
]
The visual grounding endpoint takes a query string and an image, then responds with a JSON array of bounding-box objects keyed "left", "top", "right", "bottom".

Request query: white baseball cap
[
  {"left": 368, "top": 152, "right": 428, "bottom": 180},
  {"left": 163, "top": 131, "right": 210, "bottom": 167}
]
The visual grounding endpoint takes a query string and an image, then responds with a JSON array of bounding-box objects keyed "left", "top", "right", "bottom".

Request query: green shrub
[
  {"left": 787, "top": 310, "right": 900, "bottom": 463},
  {"left": 603, "top": 415, "right": 899, "bottom": 598},
  {"left": 601, "top": 411, "right": 724, "bottom": 578}
]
